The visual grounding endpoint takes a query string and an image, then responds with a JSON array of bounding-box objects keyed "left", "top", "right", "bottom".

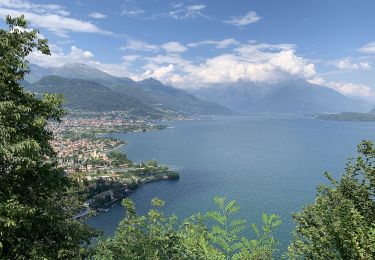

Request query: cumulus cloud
[
  {"left": 334, "top": 58, "right": 371, "bottom": 70},
  {"left": 136, "top": 42, "right": 317, "bottom": 88},
  {"left": 0, "top": 0, "right": 111, "bottom": 37},
  {"left": 89, "top": 12, "right": 107, "bottom": 19},
  {"left": 358, "top": 41, "right": 375, "bottom": 54},
  {"left": 327, "top": 82, "right": 373, "bottom": 98},
  {"left": 182, "top": 50, "right": 315, "bottom": 85},
  {"left": 188, "top": 38, "right": 240, "bottom": 48},
  {"left": 144, "top": 64, "right": 175, "bottom": 79},
  {"left": 224, "top": 11, "right": 260, "bottom": 26},
  {"left": 28, "top": 45, "right": 94, "bottom": 67},
  {"left": 161, "top": 41, "right": 187, "bottom": 53},
  {"left": 308, "top": 77, "right": 374, "bottom": 98}
]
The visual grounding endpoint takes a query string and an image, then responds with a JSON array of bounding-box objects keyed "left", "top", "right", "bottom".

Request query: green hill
[{"left": 30, "top": 76, "right": 163, "bottom": 118}]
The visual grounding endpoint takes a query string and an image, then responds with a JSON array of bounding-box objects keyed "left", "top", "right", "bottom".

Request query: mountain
[
  {"left": 135, "top": 78, "right": 234, "bottom": 115},
  {"left": 192, "top": 80, "right": 370, "bottom": 114},
  {"left": 28, "top": 75, "right": 163, "bottom": 118},
  {"left": 27, "top": 63, "right": 128, "bottom": 86},
  {"left": 191, "top": 80, "right": 274, "bottom": 113},
  {"left": 251, "top": 81, "right": 369, "bottom": 114},
  {"left": 26, "top": 63, "right": 233, "bottom": 116}
]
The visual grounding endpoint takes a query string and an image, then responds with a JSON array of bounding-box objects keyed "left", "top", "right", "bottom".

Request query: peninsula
[{"left": 49, "top": 111, "right": 179, "bottom": 216}]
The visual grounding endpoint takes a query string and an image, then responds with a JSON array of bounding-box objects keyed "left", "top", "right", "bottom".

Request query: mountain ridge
[
  {"left": 28, "top": 75, "right": 164, "bottom": 118},
  {"left": 191, "top": 79, "right": 370, "bottom": 114},
  {"left": 24, "top": 64, "right": 234, "bottom": 116}
]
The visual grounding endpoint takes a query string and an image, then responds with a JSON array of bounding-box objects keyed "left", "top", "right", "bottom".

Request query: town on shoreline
[{"left": 49, "top": 111, "right": 180, "bottom": 218}]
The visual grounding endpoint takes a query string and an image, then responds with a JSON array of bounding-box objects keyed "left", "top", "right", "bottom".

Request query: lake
[{"left": 87, "top": 115, "right": 375, "bottom": 253}]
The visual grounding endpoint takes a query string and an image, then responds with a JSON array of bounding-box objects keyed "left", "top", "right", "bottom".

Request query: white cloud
[
  {"left": 308, "top": 77, "right": 374, "bottom": 98},
  {"left": 169, "top": 4, "right": 208, "bottom": 19},
  {"left": 0, "top": 0, "right": 111, "bottom": 37},
  {"left": 121, "top": 6, "right": 145, "bottom": 17},
  {"left": 327, "top": 82, "right": 373, "bottom": 98},
  {"left": 119, "top": 1, "right": 208, "bottom": 20},
  {"left": 188, "top": 38, "right": 240, "bottom": 48},
  {"left": 161, "top": 41, "right": 187, "bottom": 53},
  {"left": 120, "top": 40, "right": 187, "bottom": 54},
  {"left": 0, "top": 0, "right": 69, "bottom": 16},
  {"left": 121, "top": 0, "right": 145, "bottom": 17},
  {"left": 334, "top": 58, "right": 371, "bottom": 70},
  {"left": 28, "top": 45, "right": 94, "bottom": 67},
  {"left": 89, "top": 12, "right": 107, "bottom": 19},
  {"left": 181, "top": 50, "right": 315, "bottom": 85},
  {"left": 144, "top": 64, "right": 175, "bottom": 79},
  {"left": 28, "top": 44, "right": 131, "bottom": 77},
  {"left": 358, "top": 41, "right": 375, "bottom": 54},
  {"left": 308, "top": 77, "right": 326, "bottom": 86},
  {"left": 122, "top": 55, "right": 140, "bottom": 61},
  {"left": 137, "top": 42, "right": 317, "bottom": 88},
  {"left": 120, "top": 39, "right": 159, "bottom": 52},
  {"left": 143, "top": 54, "right": 191, "bottom": 67},
  {"left": 224, "top": 11, "right": 260, "bottom": 26}
]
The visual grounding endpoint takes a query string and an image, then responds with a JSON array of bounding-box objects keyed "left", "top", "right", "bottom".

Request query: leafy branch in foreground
[
  {"left": 288, "top": 140, "right": 375, "bottom": 259},
  {"left": 207, "top": 197, "right": 281, "bottom": 260},
  {"left": 94, "top": 197, "right": 281, "bottom": 259}
]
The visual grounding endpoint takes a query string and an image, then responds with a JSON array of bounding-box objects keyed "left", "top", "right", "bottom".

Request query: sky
[{"left": 1, "top": 0, "right": 375, "bottom": 100}]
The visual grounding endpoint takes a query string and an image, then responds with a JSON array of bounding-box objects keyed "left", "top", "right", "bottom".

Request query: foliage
[
  {"left": 107, "top": 151, "right": 131, "bottom": 166},
  {"left": 147, "top": 159, "right": 158, "bottom": 167},
  {"left": 207, "top": 197, "right": 281, "bottom": 259},
  {"left": 0, "top": 16, "right": 97, "bottom": 259},
  {"left": 94, "top": 197, "right": 280, "bottom": 259},
  {"left": 288, "top": 140, "right": 375, "bottom": 259},
  {"left": 166, "top": 171, "right": 180, "bottom": 180}
]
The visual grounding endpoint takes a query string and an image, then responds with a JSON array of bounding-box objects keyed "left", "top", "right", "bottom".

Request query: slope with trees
[{"left": 0, "top": 15, "right": 97, "bottom": 259}]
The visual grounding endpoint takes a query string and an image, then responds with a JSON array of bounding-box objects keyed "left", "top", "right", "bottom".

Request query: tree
[
  {"left": 0, "top": 16, "right": 97, "bottom": 259},
  {"left": 207, "top": 197, "right": 281, "bottom": 259},
  {"left": 94, "top": 197, "right": 280, "bottom": 259},
  {"left": 288, "top": 140, "right": 375, "bottom": 259}
]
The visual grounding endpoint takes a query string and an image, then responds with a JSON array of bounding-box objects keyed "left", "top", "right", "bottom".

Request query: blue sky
[{"left": 1, "top": 0, "right": 375, "bottom": 100}]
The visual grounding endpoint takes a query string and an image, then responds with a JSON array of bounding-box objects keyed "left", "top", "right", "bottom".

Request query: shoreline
[
  {"left": 75, "top": 171, "right": 179, "bottom": 219},
  {"left": 69, "top": 121, "right": 179, "bottom": 219}
]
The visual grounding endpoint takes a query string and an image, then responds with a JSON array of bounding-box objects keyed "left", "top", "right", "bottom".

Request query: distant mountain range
[
  {"left": 191, "top": 80, "right": 370, "bottom": 114},
  {"left": 24, "top": 63, "right": 371, "bottom": 116},
  {"left": 23, "top": 63, "right": 233, "bottom": 117}
]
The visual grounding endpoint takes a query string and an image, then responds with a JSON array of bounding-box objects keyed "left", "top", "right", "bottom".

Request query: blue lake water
[{"left": 87, "top": 115, "right": 375, "bottom": 253}]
